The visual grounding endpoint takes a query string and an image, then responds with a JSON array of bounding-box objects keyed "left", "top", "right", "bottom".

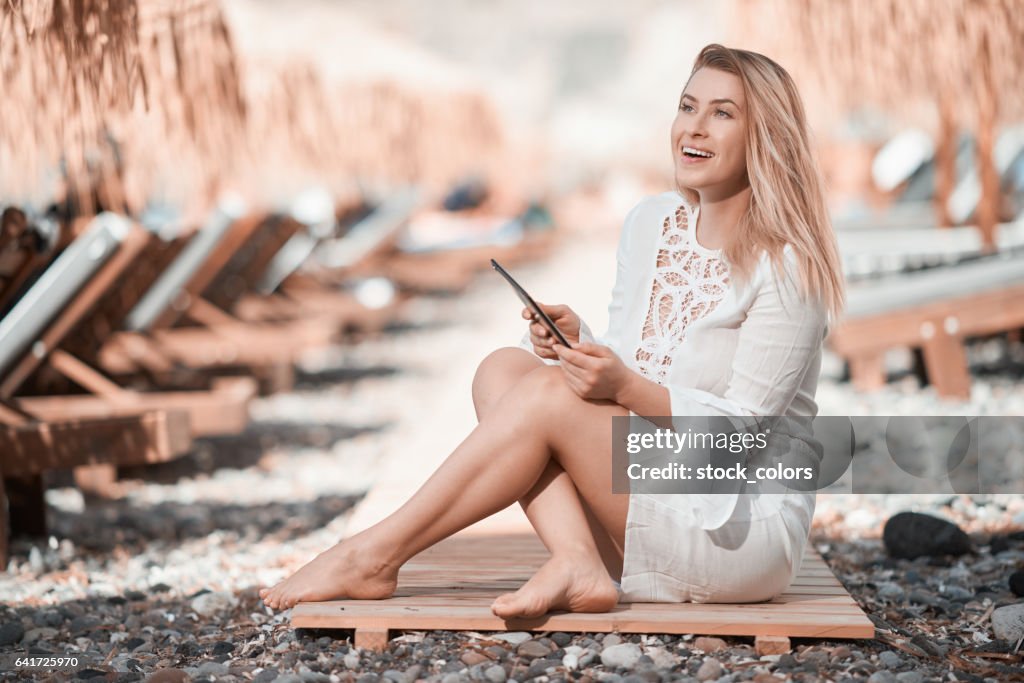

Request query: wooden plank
[
  {"left": 291, "top": 533, "right": 873, "bottom": 641},
  {"left": 100, "top": 321, "right": 335, "bottom": 372},
  {"left": 15, "top": 377, "right": 255, "bottom": 437},
  {"left": 755, "top": 635, "right": 791, "bottom": 655},
  {"left": 0, "top": 410, "right": 192, "bottom": 477}
]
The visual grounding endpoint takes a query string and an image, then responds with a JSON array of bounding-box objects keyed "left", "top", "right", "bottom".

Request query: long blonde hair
[{"left": 677, "top": 44, "right": 845, "bottom": 322}]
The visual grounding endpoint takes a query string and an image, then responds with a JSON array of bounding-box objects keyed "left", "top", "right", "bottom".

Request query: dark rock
[
  {"left": 253, "top": 671, "right": 279, "bottom": 683},
  {"left": 551, "top": 632, "right": 572, "bottom": 647},
  {"left": 0, "top": 621, "right": 25, "bottom": 646},
  {"left": 990, "top": 535, "right": 1011, "bottom": 554},
  {"left": 1009, "top": 570, "right": 1024, "bottom": 597},
  {"left": 526, "top": 658, "right": 560, "bottom": 678},
  {"left": 37, "top": 610, "right": 64, "bottom": 628},
  {"left": 210, "top": 640, "right": 234, "bottom": 655},
  {"left": 883, "top": 512, "right": 972, "bottom": 559},
  {"left": 151, "top": 583, "right": 172, "bottom": 593},
  {"left": 125, "top": 590, "right": 147, "bottom": 602}
]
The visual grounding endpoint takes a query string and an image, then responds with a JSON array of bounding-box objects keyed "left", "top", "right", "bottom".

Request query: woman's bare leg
[
  {"left": 472, "top": 348, "right": 624, "bottom": 581},
  {"left": 260, "top": 361, "right": 629, "bottom": 617}
]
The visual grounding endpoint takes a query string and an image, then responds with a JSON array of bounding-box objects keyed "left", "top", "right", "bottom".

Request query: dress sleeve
[
  {"left": 517, "top": 201, "right": 639, "bottom": 362},
  {"left": 669, "top": 246, "right": 829, "bottom": 420}
]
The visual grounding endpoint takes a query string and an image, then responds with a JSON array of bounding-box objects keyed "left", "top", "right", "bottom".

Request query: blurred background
[{"left": 2, "top": 0, "right": 1024, "bottom": 678}]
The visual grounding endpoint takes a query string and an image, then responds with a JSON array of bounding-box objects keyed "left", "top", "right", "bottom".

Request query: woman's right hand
[{"left": 522, "top": 303, "right": 582, "bottom": 359}]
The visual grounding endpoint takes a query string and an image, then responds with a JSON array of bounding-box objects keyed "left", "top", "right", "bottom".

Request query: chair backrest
[
  {"left": 0, "top": 213, "right": 131, "bottom": 384},
  {"left": 124, "top": 197, "right": 246, "bottom": 332},
  {"left": 256, "top": 187, "right": 337, "bottom": 295},
  {"left": 314, "top": 186, "right": 419, "bottom": 270},
  {"left": 200, "top": 214, "right": 300, "bottom": 311}
]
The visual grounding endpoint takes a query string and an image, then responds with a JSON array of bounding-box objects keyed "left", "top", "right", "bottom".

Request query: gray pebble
[
  {"left": 381, "top": 671, "right": 406, "bottom": 683},
  {"left": 441, "top": 674, "right": 467, "bottom": 683},
  {"left": 876, "top": 582, "right": 905, "bottom": 601},
  {"left": 602, "top": 633, "right": 623, "bottom": 647},
  {"left": 868, "top": 672, "right": 897, "bottom": 683},
  {"left": 938, "top": 584, "right": 973, "bottom": 601},
  {"left": 992, "top": 603, "right": 1024, "bottom": 641},
  {"left": 517, "top": 640, "right": 551, "bottom": 659},
  {"left": 273, "top": 675, "right": 303, "bottom": 683},
  {"left": 877, "top": 650, "right": 902, "bottom": 669},
  {"left": 484, "top": 646, "right": 508, "bottom": 661},
  {"left": 895, "top": 672, "right": 923, "bottom": 683},
  {"left": 601, "top": 643, "right": 642, "bottom": 669},
  {"left": 484, "top": 665, "right": 507, "bottom": 683},
  {"left": 253, "top": 670, "right": 279, "bottom": 683},
  {"left": 197, "top": 661, "right": 230, "bottom": 676},
  {"left": 695, "top": 658, "right": 722, "bottom": 681},
  {"left": 492, "top": 632, "right": 532, "bottom": 646}
]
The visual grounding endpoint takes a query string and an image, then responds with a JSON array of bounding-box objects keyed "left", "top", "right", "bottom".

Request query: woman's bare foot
[
  {"left": 260, "top": 538, "right": 399, "bottom": 610},
  {"left": 491, "top": 554, "right": 619, "bottom": 619}
]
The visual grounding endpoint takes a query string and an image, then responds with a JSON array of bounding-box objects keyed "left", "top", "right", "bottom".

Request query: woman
[{"left": 260, "top": 43, "right": 845, "bottom": 615}]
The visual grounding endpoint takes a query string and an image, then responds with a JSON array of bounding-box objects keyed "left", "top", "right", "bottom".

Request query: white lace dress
[
  {"left": 518, "top": 191, "right": 828, "bottom": 603},
  {"left": 633, "top": 202, "right": 731, "bottom": 385}
]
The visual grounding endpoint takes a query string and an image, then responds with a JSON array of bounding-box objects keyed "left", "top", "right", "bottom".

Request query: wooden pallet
[{"left": 291, "top": 533, "right": 874, "bottom": 652}]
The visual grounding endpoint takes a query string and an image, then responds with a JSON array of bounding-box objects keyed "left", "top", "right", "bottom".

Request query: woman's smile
[{"left": 679, "top": 144, "right": 717, "bottom": 165}]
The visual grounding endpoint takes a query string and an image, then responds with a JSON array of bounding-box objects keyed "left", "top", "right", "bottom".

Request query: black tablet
[{"left": 491, "top": 258, "right": 572, "bottom": 348}]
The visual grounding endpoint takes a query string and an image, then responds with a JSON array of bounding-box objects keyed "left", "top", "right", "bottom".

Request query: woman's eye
[
  {"left": 716, "top": 109, "right": 731, "bottom": 118},
  {"left": 680, "top": 103, "right": 693, "bottom": 112}
]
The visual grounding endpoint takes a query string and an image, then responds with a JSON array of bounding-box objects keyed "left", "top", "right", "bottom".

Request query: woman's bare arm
[{"left": 614, "top": 371, "right": 674, "bottom": 429}]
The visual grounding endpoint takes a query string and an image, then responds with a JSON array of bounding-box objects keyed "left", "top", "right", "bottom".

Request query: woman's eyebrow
[{"left": 681, "top": 93, "right": 739, "bottom": 107}]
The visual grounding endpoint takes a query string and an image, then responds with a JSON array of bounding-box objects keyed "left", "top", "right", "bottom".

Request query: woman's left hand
[{"left": 552, "top": 341, "right": 630, "bottom": 401}]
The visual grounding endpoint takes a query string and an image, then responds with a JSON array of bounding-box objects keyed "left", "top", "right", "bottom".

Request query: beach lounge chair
[{"left": 827, "top": 252, "right": 1024, "bottom": 399}]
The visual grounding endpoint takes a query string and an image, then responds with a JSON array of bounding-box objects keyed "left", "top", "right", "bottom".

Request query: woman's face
[{"left": 671, "top": 67, "right": 748, "bottom": 197}]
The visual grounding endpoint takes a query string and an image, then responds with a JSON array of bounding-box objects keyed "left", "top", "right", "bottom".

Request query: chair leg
[
  {"left": 849, "top": 352, "right": 886, "bottom": 392},
  {"left": 922, "top": 335, "right": 971, "bottom": 400},
  {"left": 6, "top": 474, "right": 48, "bottom": 538}
]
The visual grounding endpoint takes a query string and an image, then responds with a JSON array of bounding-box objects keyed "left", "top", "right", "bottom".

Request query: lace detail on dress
[{"left": 634, "top": 203, "right": 730, "bottom": 386}]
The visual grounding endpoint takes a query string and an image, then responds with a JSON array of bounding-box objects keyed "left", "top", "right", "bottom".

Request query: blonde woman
[{"left": 261, "top": 43, "right": 845, "bottom": 615}]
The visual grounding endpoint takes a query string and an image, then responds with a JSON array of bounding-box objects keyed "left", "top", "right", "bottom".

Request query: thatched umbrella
[
  {"left": 225, "top": 0, "right": 531, "bottom": 207},
  {"left": 732, "top": 0, "right": 1024, "bottom": 250},
  {"left": 0, "top": 0, "right": 246, "bottom": 216}
]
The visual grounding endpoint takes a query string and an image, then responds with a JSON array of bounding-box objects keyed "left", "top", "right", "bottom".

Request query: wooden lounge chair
[
  {"left": 838, "top": 216, "right": 1024, "bottom": 281},
  {"left": 342, "top": 195, "right": 557, "bottom": 296},
  {"left": 232, "top": 188, "right": 416, "bottom": 336},
  {"left": 827, "top": 252, "right": 1024, "bottom": 399},
  {"left": 97, "top": 200, "right": 340, "bottom": 387},
  {"left": 0, "top": 213, "right": 195, "bottom": 563}
]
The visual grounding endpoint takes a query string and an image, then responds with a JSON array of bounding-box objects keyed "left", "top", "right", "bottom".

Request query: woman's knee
[
  {"left": 472, "top": 347, "right": 545, "bottom": 415},
  {"left": 508, "top": 365, "right": 578, "bottom": 419}
]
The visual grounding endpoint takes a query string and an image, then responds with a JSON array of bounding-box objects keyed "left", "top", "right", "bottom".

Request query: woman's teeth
[{"left": 682, "top": 146, "right": 714, "bottom": 158}]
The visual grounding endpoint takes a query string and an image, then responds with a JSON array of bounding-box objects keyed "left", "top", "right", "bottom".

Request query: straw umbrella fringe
[{"left": 1, "top": 0, "right": 246, "bottom": 216}]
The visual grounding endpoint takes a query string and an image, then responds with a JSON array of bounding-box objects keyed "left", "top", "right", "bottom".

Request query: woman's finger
[
  {"left": 530, "top": 321, "right": 550, "bottom": 338},
  {"left": 554, "top": 343, "right": 596, "bottom": 371},
  {"left": 559, "top": 364, "right": 584, "bottom": 395}
]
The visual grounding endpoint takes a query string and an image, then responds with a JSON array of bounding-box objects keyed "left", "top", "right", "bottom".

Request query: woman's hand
[
  {"left": 522, "top": 303, "right": 581, "bottom": 360},
  {"left": 552, "top": 341, "right": 631, "bottom": 402}
]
